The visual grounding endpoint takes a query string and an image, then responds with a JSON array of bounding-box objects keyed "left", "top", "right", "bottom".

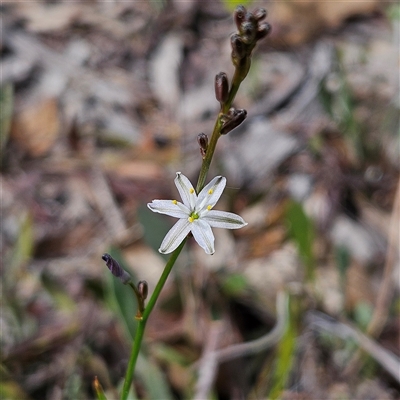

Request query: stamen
[
  {"left": 190, "top": 188, "right": 195, "bottom": 194},
  {"left": 172, "top": 200, "right": 177, "bottom": 204},
  {"left": 207, "top": 205, "right": 212, "bottom": 210},
  {"left": 208, "top": 189, "right": 213, "bottom": 194},
  {"left": 188, "top": 216, "right": 194, "bottom": 223}
]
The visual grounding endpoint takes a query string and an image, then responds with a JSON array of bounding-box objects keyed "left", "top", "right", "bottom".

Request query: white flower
[{"left": 147, "top": 172, "right": 247, "bottom": 255}]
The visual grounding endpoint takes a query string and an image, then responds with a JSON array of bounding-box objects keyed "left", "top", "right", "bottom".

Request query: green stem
[
  {"left": 196, "top": 64, "right": 246, "bottom": 193},
  {"left": 223, "top": 68, "right": 242, "bottom": 114},
  {"left": 196, "top": 117, "right": 222, "bottom": 193},
  {"left": 120, "top": 239, "right": 186, "bottom": 400},
  {"left": 121, "top": 50, "right": 249, "bottom": 400}
]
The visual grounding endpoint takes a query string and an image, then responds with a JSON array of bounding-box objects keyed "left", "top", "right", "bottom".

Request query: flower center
[{"left": 188, "top": 212, "right": 199, "bottom": 223}]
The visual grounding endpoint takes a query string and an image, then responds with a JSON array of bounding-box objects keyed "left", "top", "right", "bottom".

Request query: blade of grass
[
  {"left": 286, "top": 201, "right": 316, "bottom": 283},
  {"left": 268, "top": 294, "right": 297, "bottom": 400}
]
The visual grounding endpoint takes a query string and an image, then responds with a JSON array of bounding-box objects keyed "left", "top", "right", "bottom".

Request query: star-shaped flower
[{"left": 147, "top": 172, "right": 247, "bottom": 255}]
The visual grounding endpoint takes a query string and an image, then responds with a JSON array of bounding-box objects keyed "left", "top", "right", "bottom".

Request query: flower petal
[
  {"left": 202, "top": 210, "right": 247, "bottom": 229},
  {"left": 175, "top": 172, "right": 197, "bottom": 210},
  {"left": 147, "top": 200, "right": 189, "bottom": 219},
  {"left": 191, "top": 219, "right": 215, "bottom": 255},
  {"left": 197, "top": 176, "right": 226, "bottom": 213},
  {"left": 159, "top": 218, "right": 191, "bottom": 254}
]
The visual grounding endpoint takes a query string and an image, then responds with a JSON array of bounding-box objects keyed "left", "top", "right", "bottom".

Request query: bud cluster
[{"left": 231, "top": 6, "right": 271, "bottom": 77}]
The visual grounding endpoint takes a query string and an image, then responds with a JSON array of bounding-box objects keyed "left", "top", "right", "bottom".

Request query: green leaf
[
  {"left": 354, "top": 301, "right": 373, "bottom": 331},
  {"left": 136, "top": 354, "right": 174, "bottom": 400},
  {"left": 221, "top": 0, "right": 253, "bottom": 12},
  {"left": 41, "top": 271, "right": 77, "bottom": 312},
  {"left": 221, "top": 273, "right": 249, "bottom": 297},
  {"left": 152, "top": 343, "right": 191, "bottom": 366},
  {"left": 9, "top": 212, "right": 34, "bottom": 273},
  {"left": 0, "top": 366, "right": 31, "bottom": 400},
  {"left": 268, "top": 295, "right": 296, "bottom": 399},
  {"left": 335, "top": 245, "right": 350, "bottom": 279},
  {"left": 0, "top": 83, "right": 14, "bottom": 154},
  {"left": 137, "top": 204, "right": 170, "bottom": 259},
  {"left": 93, "top": 376, "right": 108, "bottom": 400},
  {"left": 387, "top": 3, "right": 400, "bottom": 20},
  {"left": 285, "top": 201, "right": 316, "bottom": 282}
]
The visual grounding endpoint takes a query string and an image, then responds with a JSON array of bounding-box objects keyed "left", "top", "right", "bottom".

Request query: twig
[
  {"left": 344, "top": 178, "right": 400, "bottom": 376},
  {"left": 194, "top": 290, "right": 288, "bottom": 366},
  {"left": 194, "top": 321, "right": 224, "bottom": 400},
  {"left": 308, "top": 311, "right": 400, "bottom": 383},
  {"left": 367, "top": 178, "right": 400, "bottom": 337}
]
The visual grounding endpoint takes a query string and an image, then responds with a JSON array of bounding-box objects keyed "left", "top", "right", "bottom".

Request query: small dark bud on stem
[
  {"left": 231, "top": 34, "right": 247, "bottom": 64},
  {"left": 254, "top": 8, "right": 267, "bottom": 21},
  {"left": 234, "top": 5, "right": 247, "bottom": 30},
  {"left": 220, "top": 108, "right": 247, "bottom": 135},
  {"left": 138, "top": 280, "right": 148, "bottom": 300},
  {"left": 215, "top": 72, "right": 229, "bottom": 105},
  {"left": 240, "top": 21, "right": 257, "bottom": 44},
  {"left": 197, "top": 133, "right": 208, "bottom": 159},
  {"left": 244, "top": 12, "right": 256, "bottom": 25},
  {"left": 256, "top": 22, "right": 272, "bottom": 40},
  {"left": 102, "top": 253, "right": 131, "bottom": 284},
  {"left": 197, "top": 133, "right": 208, "bottom": 150}
]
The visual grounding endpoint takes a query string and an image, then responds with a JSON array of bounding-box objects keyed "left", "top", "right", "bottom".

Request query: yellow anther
[
  {"left": 208, "top": 189, "right": 213, "bottom": 195},
  {"left": 188, "top": 217, "right": 194, "bottom": 223},
  {"left": 190, "top": 188, "right": 195, "bottom": 194},
  {"left": 207, "top": 205, "right": 212, "bottom": 210},
  {"left": 172, "top": 200, "right": 177, "bottom": 204}
]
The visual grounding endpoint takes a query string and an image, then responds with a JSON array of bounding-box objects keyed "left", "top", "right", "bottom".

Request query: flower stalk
[{"left": 100, "top": 6, "right": 271, "bottom": 399}]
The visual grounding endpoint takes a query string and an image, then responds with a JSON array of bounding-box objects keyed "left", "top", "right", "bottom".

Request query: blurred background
[{"left": 1, "top": 0, "right": 399, "bottom": 399}]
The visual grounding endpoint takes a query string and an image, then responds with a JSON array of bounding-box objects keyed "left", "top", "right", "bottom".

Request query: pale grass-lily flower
[{"left": 147, "top": 172, "right": 247, "bottom": 255}]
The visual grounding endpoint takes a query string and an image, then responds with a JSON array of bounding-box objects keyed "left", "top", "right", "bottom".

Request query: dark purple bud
[
  {"left": 253, "top": 8, "right": 267, "bottom": 22},
  {"left": 244, "top": 12, "right": 256, "bottom": 25},
  {"left": 233, "top": 5, "right": 247, "bottom": 30},
  {"left": 220, "top": 109, "right": 247, "bottom": 135},
  {"left": 197, "top": 132, "right": 208, "bottom": 150},
  {"left": 215, "top": 72, "right": 229, "bottom": 105},
  {"left": 197, "top": 133, "right": 208, "bottom": 159},
  {"left": 102, "top": 253, "right": 131, "bottom": 284},
  {"left": 231, "top": 34, "right": 247, "bottom": 61},
  {"left": 256, "top": 22, "right": 271, "bottom": 40},
  {"left": 137, "top": 280, "right": 148, "bottom": 300},
  {"left": 240, "top": 21, "right": 257, "bottom": 44},
  {"left": 227, "top": 107, "right": 236, "bottom": 117}
]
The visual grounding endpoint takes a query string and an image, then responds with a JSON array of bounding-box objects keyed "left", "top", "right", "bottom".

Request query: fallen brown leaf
[{"left": 11, "top": 98, "right": 60, "bottom": 157}]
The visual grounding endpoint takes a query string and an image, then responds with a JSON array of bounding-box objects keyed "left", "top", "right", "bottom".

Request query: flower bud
[
  {"left": 256, "top": 22, "right": 272, "bottom": 40},
  {"left": 220, "top": 109, "right": 247, "bottom": 135},
  {"left": 240, "top": 21, "right": 257, "bottom": 44},
  {"left": 197, "top": 132, "right": 208, "bottom": 150},
  {"left": 214, "top": 72, "right": 229, "bottom": 105},
  {"left": 231, "top": 33, "right": 247, "bottom": 63},
  {"left": 254, "top": 8, "right": 267, "bottom": 22},
  {"left": 197, "top": 133, "right": 208, "bottom": 158},
  {"left": 244, "top": 12, "right": 256, "bottom": 25},
  {"left": 233, "top": 5, "right": 247, "bottom": 30},
  {"left": 102, "top": 253, "right": 131, "bottom": 284},
  {"left": 137, "top": 280, "right": 148, "bottom": 300}
]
